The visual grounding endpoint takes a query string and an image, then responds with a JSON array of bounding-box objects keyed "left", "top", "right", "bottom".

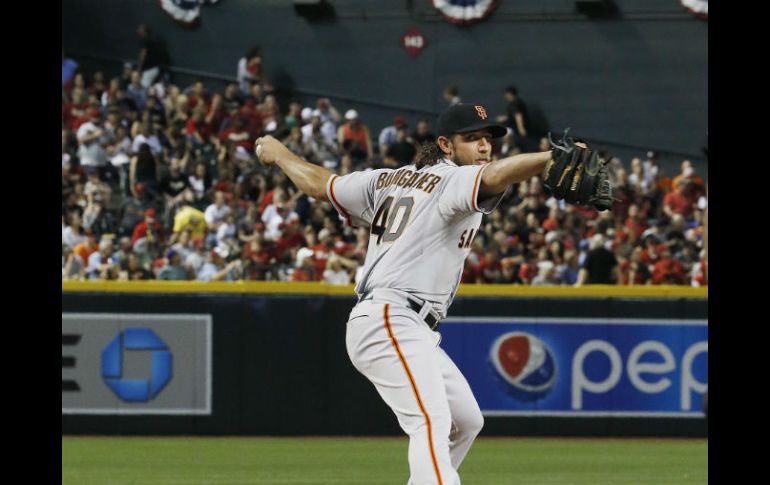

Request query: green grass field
[{"left": 62, "top": 436, "right": 707, "bottom": 485}]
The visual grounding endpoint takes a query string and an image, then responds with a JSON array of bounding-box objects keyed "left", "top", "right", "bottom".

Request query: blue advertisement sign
[{"left": 440, "top": 317, "right": 708, "bottom": 417}]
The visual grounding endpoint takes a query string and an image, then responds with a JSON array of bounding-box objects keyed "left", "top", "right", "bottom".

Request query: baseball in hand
[{"left": 256, "top": 144, "right": 263, "bottom": 159}]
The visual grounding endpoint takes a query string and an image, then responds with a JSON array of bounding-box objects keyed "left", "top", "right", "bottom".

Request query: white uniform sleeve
[
  {"left": 325, "top": 171, "right": 379, "bottom": 227},
  {"left": 437, "top": 163, "right": 506, "bottom": 218}
]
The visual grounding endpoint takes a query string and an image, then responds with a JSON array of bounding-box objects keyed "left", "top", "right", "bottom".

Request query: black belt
[
  {"left": 407, "top": 298, "right": 440, "bottom": 331},
  {"left": 359, "top": 291, "right": 440, "bottom": 331}
]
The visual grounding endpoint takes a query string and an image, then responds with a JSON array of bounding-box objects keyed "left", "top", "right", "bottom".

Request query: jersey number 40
[{"left": 371, "top": 196, "right": 415, "bottom": 244}]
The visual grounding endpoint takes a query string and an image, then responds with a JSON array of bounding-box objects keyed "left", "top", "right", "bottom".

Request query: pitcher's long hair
[{"left": 415, "top": 141, "right": 445, "bottom": 169}]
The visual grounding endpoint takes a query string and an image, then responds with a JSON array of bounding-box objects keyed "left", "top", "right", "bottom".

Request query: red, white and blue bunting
[
  {"left": 680, "top": 0, "right": 707, "bottom": 20},
  {"left": 157, "top": 0, "right": 220, "bottom": 29},
  {"left": 432, "top": 0, "right": 498, "bottom": 26}
]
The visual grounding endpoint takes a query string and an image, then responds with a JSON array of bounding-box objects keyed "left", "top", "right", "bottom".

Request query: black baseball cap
[{"left": 436, "top": 103, "right": 507, "bottom": 138}]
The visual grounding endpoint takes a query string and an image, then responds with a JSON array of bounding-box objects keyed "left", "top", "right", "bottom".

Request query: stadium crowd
[{"left": 61, "top": 47, "right": 708, "bottom": 287}]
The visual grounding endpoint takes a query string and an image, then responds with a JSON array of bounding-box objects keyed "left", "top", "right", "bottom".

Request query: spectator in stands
[
  {"left": 663, "top": 178, "right": 697, "bottom": 220},
  {"left": 479, "top": 250, "right": 504, "bottom": 283},
  {"left": 496, "top": 85, "right": 530, "bottom": 151},
  {"left": 282, "top": 126, "right": 305, "bottom": 158},
  {"left": 186, "top": 105, "right": 214, "bottom": 150},
  {"left": 671, "top": 159, "right": 706, "bottom": 201},
  {"left": 221, "top": 82, "right": 243, "bottom": 113},
  {"left": 643, "top": 150, "right": 660, "bottom": 188},
  {"left": 411, "top": 118, "right": 436, "bottom": 146},
  {"left": 203, "top": 190, "right": 232, "bottom": 234},
  {"left": 111, "top": 237, "right": 134, "bottom": 267},
  {"left": 62, "top": 244, "right": 86, "bottom": 281},
  {"left": 183, "top": 237, "right": 206, "bottom": 276},
  {"left": 216, "top": 211, "right": 238, "bottom": 246},
  {"left": 691, "top": 249, "right": 708, "bottom": 287},
  {"left": 258, "top": 94, "right": 280, "bottom": 127},
  {"left": 301, "top": 109, "right": 337, "bottom": 147},
  {"left": 556, "top": 249, "right": 580, "bottom": 285},
  {"left": 126, "top": 70, "right": 147, "bottom": 111},
  {"left": 132, "top": 207, "right": 166, "bottom": 245},
  {"left": 77, "top": 108, "right": 110, "bottom": 178},
  {"left": 619, "top": 246, "right": 652, "bottom": 285},
  {"left": 315, "top": 97, "right": 341, "bottom": 125},
  {"left": 159, "top": 155, "right": 194, "bottom": 213},
  {"left": 63, "top": 87, "right": 89, "bottom": 130},
  {"left": 73, "top": 229, "right": 100, "bottom": 267},
  {"left": 378, "top": 116, "right": 408, "bottom": 156},
  {"left": 62, "top": 211, "right": 87, "bottom": 249},
  {"left": 337, "top": 109, "right": 373, "bottom": 164},
  {"left": 136, "top": 24, "right": 170, "bottom": 88},
  {"left": 157, "top": 249, "right": 189, "bottom": 280},
  {"left": 576, "top": 234, "right": 618, "bottom": 285},
  {"left": 303, "top": 118, "right": 339, "bottom": 166},
  {"left": 532, "top": 260, "right": 559, "bottom": 285},
  {"left": 87, "top": 236, "right": 115, "bottom": 280},
  {"left": 120, "top": 252, "right": 152, "bottom": 280},
  {"left": 383, "top": 125, "right": 417, "bottom": 167},
  {"left": 129, "top": 142, "right": 160, "bottom": 200},
  {"left": 188, "top": 162, "right": 213, "bottom": 209},
  {"left": 116, "top": 182, "right": 153, "bottom": 237},
  {"left": 131, "top": 117, "right": 164, "bottom": 156},
  {"left": 219, "top": 117, "right": 253, "bottom": 152},
  {"left": 237, "top": 46, "right": 272, "bottom": 94},
  {"left": 292, "top": 250, "right": 317, "bottom": 281},
  {"left": 262, "top": 191, "right": 297, "bottom": 241},
  {"left": 197, "top": 246, "right": 241, "bottom": 281},
  {"left": 651, "top": 246, "right": 686, "bottom": 285},
  {"left": 323, "top": 255, "right": 355, "bottom": 284},
  {"left": 81, "top": 192, "right": 115, "bottom": 238},
  {"left": 172, "top": 205, "right": 208, "bottom": 241},
  {"left": 243, "top": 82, "right": 265, "bottom": 110}
]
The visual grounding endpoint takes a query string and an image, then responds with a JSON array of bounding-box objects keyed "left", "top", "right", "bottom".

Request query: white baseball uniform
[{"left": 326, "top": 159, "right": 506, "bottom": 485}]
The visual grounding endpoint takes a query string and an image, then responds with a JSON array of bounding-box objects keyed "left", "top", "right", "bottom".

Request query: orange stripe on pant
[{"left": 383, "top": 304, "right": 443, "bottom": 485}]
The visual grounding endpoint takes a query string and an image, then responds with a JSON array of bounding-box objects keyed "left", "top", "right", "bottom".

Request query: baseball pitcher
[{"left": 255, "top": 103, "right": 610, "bottom": 485}]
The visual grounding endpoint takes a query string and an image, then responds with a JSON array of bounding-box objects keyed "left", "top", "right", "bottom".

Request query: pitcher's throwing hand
[{"left": 254, "top": 136, "right": 293, "bottom": 166}]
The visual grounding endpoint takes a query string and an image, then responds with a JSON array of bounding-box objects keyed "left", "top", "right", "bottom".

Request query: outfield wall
[{"left": 62, "top": 282, "right": 707, "bottom": 437}]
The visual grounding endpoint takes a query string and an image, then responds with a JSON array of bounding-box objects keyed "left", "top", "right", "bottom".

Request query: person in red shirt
[
  {"left": 310, "top": 228, "right": 337, "bottom": 280},
  {"left": 185, "top": 79, "right": 208, "bottom": 111},
  {"left": 651, "top": 246, "right": 686, "bottom": 285},
  {"left": 238, "top": 104, "right": 264, "bottom": 140},
  {"left": 186, "top": 105, "right": 215, "bottom": 148},
  {"left": 624, "top": 203, "right": 649, "bottom": 241},
  {"left": 291, "top": 255, "right": 317, "bottom": 282},
  {"left": 663, "top": 181, "right": 696, "bottom": 219},
  {"left": 219, "top": 117, "right": 253, "bottom": 152},
  {"left": 671, "top": 160, "right": 706, "bottom": 201},
  {"left": 242, "top": 232, "right": 274, "bottom": 280},
  {"left": 337, "top": 109, "right": 373, "bottom": 163},
  {"left": 479, "top": 250, "right": 504, "bottom": 283},
  {"left": 131, "top": 208, "right": 166, "bottom": 245},
  {"left": 62, "top": 87, "right": 90, "bottom": 131},
  {"left": 274, "top": 217, "right": 306, "bottom": 261}
]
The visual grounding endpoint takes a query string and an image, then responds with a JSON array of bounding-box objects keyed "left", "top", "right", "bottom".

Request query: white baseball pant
[{"left": 346, "top": 288, "right": 484, "bottom": 485}]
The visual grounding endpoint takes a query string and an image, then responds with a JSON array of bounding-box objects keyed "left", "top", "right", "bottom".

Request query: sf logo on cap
[{"left": 475, "top": 105, "right": 488, "bottom": 119}]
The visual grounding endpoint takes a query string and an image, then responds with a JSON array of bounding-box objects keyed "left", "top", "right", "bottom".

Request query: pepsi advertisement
[{"left": 440, "top": 317, "right": 708, "bottom": 417}]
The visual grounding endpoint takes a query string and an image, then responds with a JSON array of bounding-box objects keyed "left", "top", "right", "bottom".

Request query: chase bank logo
[
  {"left": 101, "top": 328, "right": 172, "bottom": 402},
  {"left": 490, "top": 332, "right": 557, "bottom": 400}
]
